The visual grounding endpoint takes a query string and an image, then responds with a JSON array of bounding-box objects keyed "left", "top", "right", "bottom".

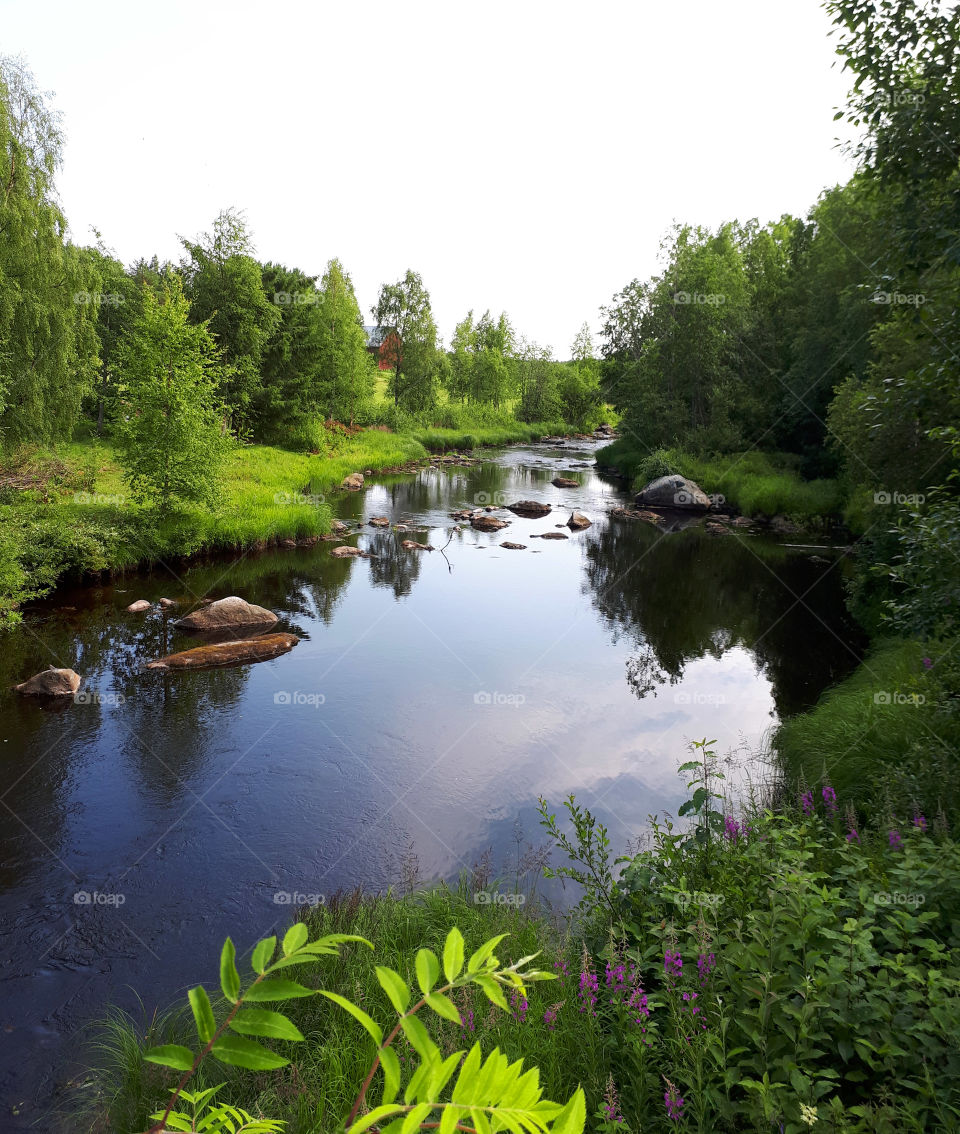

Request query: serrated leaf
[
  {"left": 220, "top": 938, "right": 241, "bottom": 1003},
  {"left": 211, "top": 1033, "right": 289, "bottom": 1070},
  {"left": 416, "top": 948, "right": 439, "bottom": 994},
  {"left": 376, "top": 965, "right": 411, "bottom": 1014},
  {"left": 282, "top": 922, "right": 308, "bottom": 956},
  {"left": 230, "top": 1008, "right": 304, "bottom": 1041},
  {"left": 443, "top": 927, "right": 465, "bottom": 983},
  {"left": 251, "top": 936, "right": 276, "bottom": 974},
  {"left": 319, "top": 990, "right": 384, "bottom": 1045},
  {"left": 244, "top": 977, "right": 316, "bottom": 1001},
  {"left": 346, "top": 1104, "right": 404, "bottom": 1133},
  {"left": 188, "top": 985, "right": 216, "bottom": 1045},
  {"left": 144, "top": 1044, "right": 195, "bottom": 1071},
  {"left": 425, "top": 992, "right": 462, "bottom": 1023}
]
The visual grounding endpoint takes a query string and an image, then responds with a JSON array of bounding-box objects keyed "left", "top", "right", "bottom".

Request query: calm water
[{"left": 0, "top": 441, "right": 864, "bottom": 1127}]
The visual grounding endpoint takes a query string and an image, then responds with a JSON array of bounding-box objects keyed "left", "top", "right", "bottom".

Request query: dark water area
[{"left": 0, "top": 441, "right": 865, "bottom": 1129}]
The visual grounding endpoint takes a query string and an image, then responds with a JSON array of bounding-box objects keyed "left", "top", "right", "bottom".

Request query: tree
[
  {"left": 180, "top": 209, "right": 279, "bottom": 431},
  {"left": 114, "top": 279, "right": 230, "bottom": 516},
  {"left": 316, "top": 258, "right": 376, "bottom": 423},
  {"left": 0, "top": 56, "right": 100, "bottom": 447},
  {"left": 372, "top": 270, "right": 439, "bottom": 412}
]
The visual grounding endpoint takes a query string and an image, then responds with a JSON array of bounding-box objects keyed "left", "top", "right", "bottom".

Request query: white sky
[{"left": 4, "top": 0, "right": 856, "bottom": 357}]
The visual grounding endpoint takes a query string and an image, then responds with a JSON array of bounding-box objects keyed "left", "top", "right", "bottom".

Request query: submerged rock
[
  {"left": 126, "top": 599, "right": 151, "bottom": 613},
  {"left": 401, "top": 540, "right": 434, "bottom": 551},
  {"left": 175, "top": 596, "right": 279, "bottom": 631},
  {"left": 535, "top": 531, "right": 569, "bottom": 540},
  {"left": 501, "top": 542, "right": 527, "bottom": 550},
  {"left": 15, "top": 667, "right": 82, "bottom": 696},
  {"left": 507, "top": 500, "right": 551, "bottom": 518},
  {"left": 635, "top": 475, "right": 711, "bottom": 510},
  {"left": 611, "top": 507, "right": 663, "bottom": 524},
  {"left": 341, "top": 472, "right": 364, "bottom": 490},
  {"left": 146, "top": 633, "right": 300, "bottom": 671},
  {"left": 330, "top": 544, "right": 365, "bottom": 558},
  {"left": 567, "top": 511, "right": 592, "bottom": 531},
  {"left": 471, "top": 514, "right": 508, "bottom": 532},
  {"left": 368, "top": 516, "right": 390, "bottom": 528},
  {"left": 552, "top": 477, "right": 579, "bottom": 488}
]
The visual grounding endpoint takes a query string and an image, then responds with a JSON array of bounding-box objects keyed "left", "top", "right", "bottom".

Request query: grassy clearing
[
  {"left": 597, "top": 439, "right": 842, "bottom": 520},
  {"left": 78, "top": 885, "right": 595, "bottom": 1134},
  {"left": 411, "top": 420, "right": 572, "bottom": 453}
]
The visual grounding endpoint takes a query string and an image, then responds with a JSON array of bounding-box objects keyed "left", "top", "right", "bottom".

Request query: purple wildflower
[
  {"left": 800, "top": 790, "right": 815, "bottom": 816},
  {"left": 510, "top": 988, "right": 528, "bottom": 1024},
  {"left": 578, "top": 971, "right": 598, "bottom": 1015},
  {"left": 822, "top": 785, "right": 838, "bottom": 816},
  {"left": 553, "top": 958, "right": 569, "bottom": 979},
  {"left": 603, "top": 1076, "right": 624, "bottom": 1126},
  {"left": 627, "top": 984, "right": 650, "bottom": 1023},
  {"left": 724, "top": 815, "right": 741, "bottom": 842},
  {"left": 461, "top": 1008, "right": 475, "bottom": 1033},
  {"left": 846, "top": 827, "right": 860, "bottom": 843},
  {"left": 697, "top": 951, "right": 716, "bottom": 984},
  {"left": 913, "top": 813, "right": 927, "bottom": 833},
  {"left": 664, "top": 949, "right": 682, "bottom": 984},
  {"left": 889, "top": 829, "right": 903, "bottom": 849},
  {"left": 664, "top": 1079, "right": 685, "bottom": 1122},
  {"left": 923, "top": 657, "right": 933, "bottom": 669},
  {"left": 605, "top": 960, "right": 629, "bottom": 997}
]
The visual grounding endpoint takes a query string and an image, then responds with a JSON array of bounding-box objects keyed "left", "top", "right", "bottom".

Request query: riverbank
[
  {"left": 0, "top": 421, "right": 575, "bottom": 628},
  {"left": 596, "top": 439, "right": 842, "bottom": 523}
]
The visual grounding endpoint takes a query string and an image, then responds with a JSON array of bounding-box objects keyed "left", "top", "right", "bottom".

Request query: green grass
[
  {"left": 597, "top": 439, "right": 842, "bottom": 520},
  {"left": 76, "top": 885, "right": 595, "bottom": 1134},
  {"left": 774, "top": 637, "right": 960, "bottom": 817},
  {"left": 411, "top": 420, "right": 572, "bottom": 453}
]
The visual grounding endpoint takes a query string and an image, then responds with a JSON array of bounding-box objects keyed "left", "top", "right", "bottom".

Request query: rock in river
[
  {"left": 174, "top": 596, "right": 279, "bottom": 630},
  {"left": 507, "top": 500, "right": 551, "bottom": 517},
  {"left": 566, "top": 511, "right": 592, "bottom": 531},
  {"left": 501, "top": 542, "right": 527, "bottom": 550},
  {"left": 330, "top": 544, "right": 365, "bottom": 558},
  {"left": 552, "top": 477, "right": 579, "bottom": 488},
  {"left": 534, "top": 531, "right": 569, "bottom": 540},
  {"left": 146, "top": 633, "right": 300, "bottom": 671},
  {"left": 635, "top": 475, "right": 711, "bottom": 510},
  {"left": 341, "top": 472, "right": 364, "bottom": 490},
  {"left": 368, "top": 516, "right": 390, "bottom": 528},
  {"left": 15, "top": 667, "right": 82, "bottom": 696},
  {"left": 471, "top": 514, "right": 508, "bottom": 532},
  {"left": 402, "top": 540, "right": 434, "bottom": 551},
  {"left": 126, "top": 599, "right": 151, "bottom": 613}
]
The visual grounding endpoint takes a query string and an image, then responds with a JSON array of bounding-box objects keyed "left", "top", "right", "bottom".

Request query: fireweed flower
[
  {"left": 663, "top": 1079, "right": 685, "bottom": 1122},
  {"left": 922, "top": 657, "right": 933, "bottom": 670},
  {"left": 800, "top": 790, "right": 815, "bottom": 816},
  {"left": 697, "top": 951, "right": 716, "bottom": 984},
  {"left": 889, "top": 829, "right": 903, "bottom": 849},
  {"left": 460, "top": 1007, "right": 475, "bottom": 1033},
  {"left": 913, "top": 812, "right": 927, "bottom": 832},
  {"left": 578, "top": 949, "right": 599, "bottom": 1015},
  {"left": 605, "top": 960, "right": 629, "bottom": 1000},
  {"left": 603, "top": 1076, "right": 624, "bottom": 1126},
  {"left": 509, "top": 987, "right": 528, "bottom": 1024},
  {"left": 822, "top": 785, "right": 838, "bottom": 816},
  {"left": 664, "top": 949, "right": 682, "bottom": 984},
  {"left": 543, "top": 1001, "right": 564, "bottom": 1030},
  {"left": 553, "top": 958, "right": 569, "bottom": 980},
  {"left": 724, "top": 815, "right": 741, "bottom": 842}
]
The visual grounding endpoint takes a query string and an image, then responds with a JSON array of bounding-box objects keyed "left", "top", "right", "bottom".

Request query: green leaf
[
  {"left": 467, "top": 933, "right": 508, "bottom": 973},
  {"left": 144, "top": 1044, "right": 195, "bottom": 1071},
  {"left": 401, "top": 1014, "right": 439, "bottom": 1062},
  {"left": 220, "top": 938, "right": 241, "bottom": 1004},
  {"left": 251, "top": 936, "right": 276, "bottom": 974},
  {"left": 282, "top": 922, "right": 308, "bottom": 956},
  {"left": 298, "top": 933, "right": 373, "bottom": 954},
  {"left": 244, "top": 977, "right": 316, "bottom": 1002},
  {"left": 473, "top": 973, "right": 509, "bottom": 1010},
  {"left": 402, "top": 1103, "right": 433, "bottom": 1132},
  {"left": 347, "top": 1105, "right": 404, "bottom": 1134},
  {"left": 230, "top": 1008, "right": 305, "bottom": 1042},
  {"left": 425, "top": 992, "right": 462, "bottom": 1023},
  {"left": 415, "top": 948, "right": 440, "bottom": 994},
  {"left": 380, "top": 1045, "right": 402, "bottom": 1105},
  {"left": 319, "top": 990, "right": 384, "bottom": 1045},
  {"left": 376, "top": 965, "right": 411, "bottom": 1014},
  {"left": 188, "top": 985, "right": 216, "bottom": 1045},
  {"left": 211, "top": 1033, "right": 289, "bottom": 1070},
  {"left": 551, "top": 1088, "right": 586, "bottom": 1134},
  {"left": 443, "top": 927, "right": 465, "bottom": 982}
]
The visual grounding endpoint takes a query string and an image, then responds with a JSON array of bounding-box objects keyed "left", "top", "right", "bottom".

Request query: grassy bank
[
  {"left": 597, "top": 439, "right": 842, "bottom": 520},
  {"left": 774, "top": 637, "right": 960, "bottom": 821}
]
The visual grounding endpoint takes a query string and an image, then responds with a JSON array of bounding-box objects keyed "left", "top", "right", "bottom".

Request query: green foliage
[
  {"left": 140, "top": 923, "right": 583, "bottom": 1134},
  {"left": 113, "top": 279, "right": 232, "bottom": 516},
  {"left": 373, "top": 270, "right": 440, "bottom": 413}
]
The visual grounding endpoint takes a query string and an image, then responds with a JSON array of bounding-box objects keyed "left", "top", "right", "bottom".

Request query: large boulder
[
  {"left": 507, "top": 500, "right": 551, "bottom": 518},
  {"left": 635, "top": 475, "right": 711, "bottom": 511},
  {"left": 341, "top": 472, "right": 364, "bottom": 490},
  {"left": 368, "top": 516, "right": 390, "bottom": 528},
  {"left": 552, "top": 477, "right": 579, "bottom": 488},
  {"left": 126, "top": 599, "right": 151, "bottom": 613},
  {"left": 174, "top": 596, "right": 278, "bottom": 631},
  {"left": 567, "top": 511, "right": 592, "bottom": 531},
  {"left": 146, "top": 633, "right": 300, "bottom": 671},
  {"left": 330, "top": 544, "right": 365, "bottom": 558},
  {"left": 15, "top": 667, "right": 82, "bottom": 696}
]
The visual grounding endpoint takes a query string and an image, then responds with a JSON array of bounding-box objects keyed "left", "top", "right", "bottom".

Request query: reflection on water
[{"left": 0, "top": 441, "right": 864, "bottom": 1127}]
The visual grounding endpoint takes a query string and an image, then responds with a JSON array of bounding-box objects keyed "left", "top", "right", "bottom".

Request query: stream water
[{"left": 0, "top": 440, "right": 865, "bottom": 1128}]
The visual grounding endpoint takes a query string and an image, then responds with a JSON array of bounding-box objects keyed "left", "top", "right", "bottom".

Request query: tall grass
[{"left": 597, "top": 439, "right": 842, "bottom": 520}]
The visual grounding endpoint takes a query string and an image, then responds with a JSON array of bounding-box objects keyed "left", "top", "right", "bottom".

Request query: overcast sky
[{"left": 5, "top": 0, "right": 856, "bottom": 356}]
